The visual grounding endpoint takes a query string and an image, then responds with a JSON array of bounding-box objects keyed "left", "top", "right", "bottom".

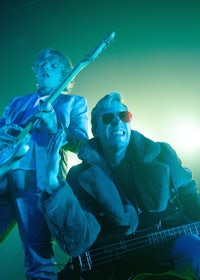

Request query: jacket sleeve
[
  {"left": 63, "top": 96, "right": 89, "bottom": 153},
  {"left": 159, "top": 142, "right": 200, "bottom": 220},
  {"left": 0, "top": 99, "right": 12, "bottom": 127},
  {"left": 39, "top": 181, "right": 100, "bottom": 257}
]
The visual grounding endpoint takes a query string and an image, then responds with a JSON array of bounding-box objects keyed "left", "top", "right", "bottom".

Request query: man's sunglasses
[{"left": 100, "top": 111, "right": 132, "bottom": 124}]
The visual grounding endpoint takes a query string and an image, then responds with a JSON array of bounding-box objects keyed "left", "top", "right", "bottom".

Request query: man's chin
[
  {"left": 38, "top": 87, "right": 53, "bottom": 95},
  {"left": 110, "top": 134, "right": 126, "bottom": 142}
]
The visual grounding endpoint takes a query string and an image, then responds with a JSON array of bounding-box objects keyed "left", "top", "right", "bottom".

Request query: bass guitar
[
  {"left": 0, "top": 31, "right": 115, "bottom": 168},
  {"left": 58, "top": 220, "right": 200, "bottom": 279}
]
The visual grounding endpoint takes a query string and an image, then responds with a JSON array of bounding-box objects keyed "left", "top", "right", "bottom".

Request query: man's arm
[
  {"left": 160, "top": 142, "right": 200, "bottom": 220},
  {"left": 38, "top": 129, "right": 100, "bottom": 256},
  {"left": 63, "top": 96, "right": 89, "bottom": 153}
]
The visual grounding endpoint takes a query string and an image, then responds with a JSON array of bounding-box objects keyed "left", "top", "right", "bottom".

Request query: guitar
[
  {"left": 0, "top": 31, "right": 115, "bottom": 168},
  {"left": 0, "top": 138, "right": 30, "bottom": 179},
  {"left": 63, "top": 220, "right": 200, "bottom": 279}
]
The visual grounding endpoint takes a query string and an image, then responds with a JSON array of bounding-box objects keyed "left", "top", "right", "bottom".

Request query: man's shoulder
[
  {"left": 67, "top": 163, "right": 85, "bottom": 190},
  {"left": 58, "top": 94, "right": 87, "bottom": 109},
  {"left": 10, "top": 92, "right": 36, "bottom": 101},
  {"left": 68, "top": 163, "right": 84, "bottom": 177},
  {"left": 158, "top": 141, "right": 177, "bottom": 157},
  {"left": 60, "top": 93, "right": 86, "bottom": 101},
  {"left": 7, "top": 92, "right": 37, "bottom": 107}
]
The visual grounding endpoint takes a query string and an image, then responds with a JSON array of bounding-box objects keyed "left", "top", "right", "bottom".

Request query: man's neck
[
  {"left": 38, "top": 88, "right": 52, "bottom": 97},
  {"left": 104, "top": 147, "right": 127, "bottom": 167}
]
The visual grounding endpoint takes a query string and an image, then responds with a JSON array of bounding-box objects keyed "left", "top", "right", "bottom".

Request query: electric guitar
[
  {"left": 0, "top": 31, "right": 115, "bottom": 169},
  {"left": 60, "top": 220, "right": 200, "bottom": 279}
]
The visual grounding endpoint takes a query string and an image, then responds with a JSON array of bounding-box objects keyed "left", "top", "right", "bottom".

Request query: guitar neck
[
  {"left": 46, "top": 31, "right": 115, "bottom": 105},
  {"left": 76, "top": 221, "right": 200, "bottom": 272},
  {"left": 46, "top": 60, "right": 89, "bottom": 105}
]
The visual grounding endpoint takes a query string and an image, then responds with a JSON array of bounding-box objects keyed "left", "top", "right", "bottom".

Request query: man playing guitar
[
  {"left": 0, "top": 48, "right": 89, "bottom": 280},
  {"left": 40, "top": 92, "right": 200, "bottom": 280}
]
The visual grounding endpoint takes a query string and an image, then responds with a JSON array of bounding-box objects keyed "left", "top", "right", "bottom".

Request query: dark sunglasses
[{"left": 100, "top": 111, "right": 132, "bottom": 124}]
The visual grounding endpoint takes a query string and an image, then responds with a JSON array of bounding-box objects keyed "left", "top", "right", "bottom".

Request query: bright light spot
[
  {"left": 170, "top": 120, "right": 200, "bottom": 154},
  {"left": 68, "top": 151, "right": 81, "bottom": 169}
]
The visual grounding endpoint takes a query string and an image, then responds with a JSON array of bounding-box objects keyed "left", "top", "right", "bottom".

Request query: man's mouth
[
  {"left": 42, "top": 72, "right": 50, "bottom": 77},
  {"left": 110, "top": 129, "right": 125, "bottom": 136}
]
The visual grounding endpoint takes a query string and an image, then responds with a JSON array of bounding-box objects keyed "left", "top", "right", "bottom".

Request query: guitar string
[
  {"left": 80, "top": 223, "right": 200, "bottom": 269},
  {"left": 89, "top": 224, "right": 200, "bottom": 266}
]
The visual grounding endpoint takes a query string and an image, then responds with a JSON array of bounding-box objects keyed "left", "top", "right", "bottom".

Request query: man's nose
[
  {"left": 43, "top": 62, "right": 51, "bottom": 70},
  {"left": 111, "top": 114, "right": 121, "bottom": 124}
]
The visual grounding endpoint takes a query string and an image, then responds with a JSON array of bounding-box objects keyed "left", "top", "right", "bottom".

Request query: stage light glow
[{"left": 169, "top": 119, "right": 200, "bottom": 154}]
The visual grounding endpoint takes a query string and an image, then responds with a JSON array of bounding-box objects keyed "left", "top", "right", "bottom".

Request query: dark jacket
[{"left": 40, "top": 130, "right": 200, "bottom": 257}]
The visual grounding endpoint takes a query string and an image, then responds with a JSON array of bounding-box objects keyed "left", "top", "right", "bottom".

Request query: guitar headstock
[{"left": 84, "top": 31, "right": 116, "bottom": 63}]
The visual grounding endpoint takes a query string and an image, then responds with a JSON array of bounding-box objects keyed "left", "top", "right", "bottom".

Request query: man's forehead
[
  {"left": 40, "top": 54, "right": 61, "bottom": 63},
  {"left": 37, "top": 57, "right": 65, "bottom": 70},
  {"left": 101, "top": 102, "right": 126, "bottom": 114}
]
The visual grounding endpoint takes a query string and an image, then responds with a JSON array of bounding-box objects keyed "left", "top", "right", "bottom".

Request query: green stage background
[{"left": 0, "top": 1, "right": 200, "bottom": 278}]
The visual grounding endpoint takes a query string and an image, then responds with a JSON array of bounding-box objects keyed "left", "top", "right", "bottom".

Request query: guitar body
[
  {"left": 0, "top": 141, "right": 30, "bottom": 179},
  {"left": 0, "top": 141, "right": 30, "bottom": 165},
  {"left": 58, "top": 250, "right": 171, "bottom": 280},
  {"left": 58, "top": 261, "right": 120, "bottom": 280}
]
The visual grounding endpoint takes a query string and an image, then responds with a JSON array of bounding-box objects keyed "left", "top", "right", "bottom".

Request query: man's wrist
[
  {"left": 48, "top": 126, "right": 58, "bottom": 136},
  {"left": 48, "top": 122, "right": 62, "bottom": 136},
  {"left": 45, "top": 182, "right": 60, "bottom": 195}
]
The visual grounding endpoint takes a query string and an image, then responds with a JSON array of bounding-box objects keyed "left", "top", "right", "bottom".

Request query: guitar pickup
[{"left": 75, "top": 251, "right": 93, "bottom": 272}]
